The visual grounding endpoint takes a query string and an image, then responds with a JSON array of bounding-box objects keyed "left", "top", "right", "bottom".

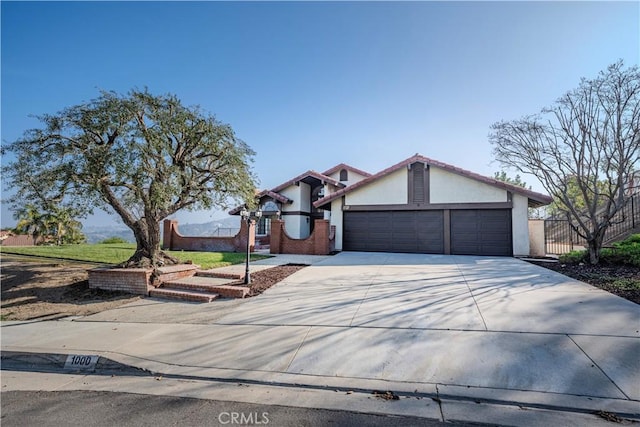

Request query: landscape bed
[
  {"left": 0, "top": 254, "right": 305, "bottom": 321},
  {"left": 525, "top": 260, "right": 639, "bottom": 305}
]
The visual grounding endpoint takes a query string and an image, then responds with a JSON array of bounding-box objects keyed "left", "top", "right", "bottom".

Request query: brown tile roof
[
  {"left": 228, "top": 172, "right": 343, "bottom": 215},
  {"left": 314, "top": 154, "right": 553, "bottom": 209},
  {"left": 271, "top": 170, "right": 346, "bottom": 193},
  {"left": 257, "top": 190, "right": 291, "bottom": 204},
  {"left": 322, "top": 163, "right": 372, "bottom": 178},
  {"left": 228, "top": 190, "right": 292, "bottom": 215}
]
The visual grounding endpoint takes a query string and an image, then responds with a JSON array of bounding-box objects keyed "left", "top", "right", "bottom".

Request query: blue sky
[{"left": 2, "top": 1, "right": 638, "bottom": 228}]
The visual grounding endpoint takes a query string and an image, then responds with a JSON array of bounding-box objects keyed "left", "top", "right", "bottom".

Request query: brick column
[
  {"left": 270, "top": 219, "right": 284, "bottom": 254},
  {"left": 237, "top": 218, "right": 257, "bottom": 252},
  {"left": 163, "top": 219, "right": 178, "bottom": 250},
  {"left": 313, "top": 220, "right": 330, "bottom": 255}
]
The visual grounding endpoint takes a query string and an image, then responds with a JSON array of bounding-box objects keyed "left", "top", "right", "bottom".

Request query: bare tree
[{"left": 490, "top": 61, "right": 640, "bottom": 264}]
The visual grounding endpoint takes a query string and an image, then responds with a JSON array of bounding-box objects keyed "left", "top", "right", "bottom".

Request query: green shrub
[
  {"left": 611, "top": 278, "right": 640, "bottom": 290},
  {"left": 603, "top": 234, "right": 640, "bottom": 266},
  {"left": 559, "top": 250, "right": 587, "bottom": 264},
  {"left": 613, "top": 233, "right": 640, "bottom": 247},
  {"left": 559, "top": 234, "right": 640, "bottom": 266},
  {"left": 99, "top": 237, "right": 130, "bottom": 244}
]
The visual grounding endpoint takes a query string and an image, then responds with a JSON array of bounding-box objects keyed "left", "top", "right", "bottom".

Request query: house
[
  {"left": 0, "top": 230, "right": 41, "bottom": 246},
  {"left": 231, "top": 154, "right": 553, "bottom": 257}
]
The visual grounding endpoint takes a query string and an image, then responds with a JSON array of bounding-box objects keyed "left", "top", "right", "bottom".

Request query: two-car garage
[
  {"left": 343, "top": 209, "right": 513, "bottom": 256},
  {"left": 312, "top": 155, "right": 553, "bottom": 257}
]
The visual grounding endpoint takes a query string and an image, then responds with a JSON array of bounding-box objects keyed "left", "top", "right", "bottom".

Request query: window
[
  {"left": 261, "top": 201, "right": 279, "bottom": 212},
  {"left": 339, "top": 169, "right": 348, "bottom": 181}
]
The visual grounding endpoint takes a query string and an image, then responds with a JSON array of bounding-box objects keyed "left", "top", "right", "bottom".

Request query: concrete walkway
[{"left": 2, "top": 252, "right": 639, "bottom": 425}]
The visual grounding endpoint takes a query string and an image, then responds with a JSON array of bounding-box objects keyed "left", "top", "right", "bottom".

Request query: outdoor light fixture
[{"left": 240, "top": 208, "right": 262, "bottom": 285}]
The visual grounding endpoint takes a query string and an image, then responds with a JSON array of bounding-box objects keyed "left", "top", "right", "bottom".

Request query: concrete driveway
[
  {"left": 2, "top": 252, "right": 639, "bottom": 423},
  {"left": 215, "top": 252, "right": 639, "bottom": 402}
]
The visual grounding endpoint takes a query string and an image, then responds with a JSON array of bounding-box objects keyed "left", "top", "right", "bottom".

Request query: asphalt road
[{"left": 1, "top": 390, "right": 498, "bottom": 427}]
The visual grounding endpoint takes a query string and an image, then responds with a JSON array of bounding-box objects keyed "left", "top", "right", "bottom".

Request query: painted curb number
[{"left": 64, "top": 354, "right": 99, "bottom": 371}]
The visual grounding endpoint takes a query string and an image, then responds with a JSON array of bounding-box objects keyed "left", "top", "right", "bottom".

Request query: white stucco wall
[
  {"left": 330, "top": 198, "right": 344, "bottom": 251},
  {"left": 299, "top": 182, "right": 311, "bottom": 212},
  {"left": 512, "top": 194, "right": 530, "bottom": 256},
  {"left": 283, "top": 215, "right": 306, "bottom": 239},
  {"left": 301, "top": 215, "right": 310, "bottom": 238},
  {"left": 528, "top": 219, "right": 546, "bottom": 257},
  {"left": 280, "top": 185, "right": 303, "bottom": 211},
  {"left": 278, "top": 182, "right": 312, "bottom": 238},
  {"left": 326, "top": 170, "right": 369, "bottom": 186},
  {"left": 346, "top": 168, "right": 407, "bottom": 205},
  {"left": 430, "top": 167, "right": 506, "bottom": 203}
]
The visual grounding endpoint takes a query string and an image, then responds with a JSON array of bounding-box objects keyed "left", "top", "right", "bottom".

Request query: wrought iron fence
[
  {"left": 544, "top": 193, "right": 639, "bottom": 255},
  {"left": 211, "top": 227, "right": 240, "bottom": 237}
]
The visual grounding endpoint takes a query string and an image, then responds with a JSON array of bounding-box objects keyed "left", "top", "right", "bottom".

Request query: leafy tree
[
  {"left": 13, "top": 204, "right": 86, "bottom": 245},
  {"left": 493, "top": 171, "right": 530, "bottom": 189},
  {"left": 545, "top": 175, "right": 609, "bottom": 218},
  {"left": 494, "top": 171, "right": 543, "bottom": 218},
  {"left": 490, "top": 61, "right": 640, "bottom": 264},
  {"left": 49, "top": 206, "right": 87, "bottom": 245},
  {"left": 2, "top": 89, "right": 257, "bottom": 267},
  {"left": 13, "top": 205, "right": 50, "bottom": 243}
]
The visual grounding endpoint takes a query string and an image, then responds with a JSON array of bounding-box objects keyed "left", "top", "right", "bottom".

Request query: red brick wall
[
  {"left": 270, "top": 219, "right": 335, "bottom": 255},
  {"left": 88, "top": 264, "right": 199, "bottom": 295},
  {"left": 163, "top": 219, "right": 255, "bottom": 252},
  {"left": 88, "top": 268, "right": 152, "bottom": 295}
]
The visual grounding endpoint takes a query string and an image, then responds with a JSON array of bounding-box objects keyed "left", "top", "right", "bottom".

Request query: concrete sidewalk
[{"left": 2, "top": 252, "right": 639, "bottom": 425}]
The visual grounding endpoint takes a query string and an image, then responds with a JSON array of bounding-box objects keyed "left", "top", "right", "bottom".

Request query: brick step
[
  {"left": 157, "top": 264, "right": 200, "bottom": 282},
  {"left": 196, "top": 270, "right": 244, "bottom": 280},
  {"left": 149, "top": 288, "right": 220, "bottom": 303},
  {"left": 163, "top": 276, "right": 250, "bottom": 298}
]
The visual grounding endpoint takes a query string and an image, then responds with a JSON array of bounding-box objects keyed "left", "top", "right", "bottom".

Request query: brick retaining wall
[
  {"left": 163, "top": 219, "right": 255, "bottom": 252},
  {"left": 88, "top": 268, "right": 153, "bottom": 295},
  {"left": 270, "top": 219, "right": 335, "bottom": 255},
  {"left": 88, "top": 264, "right": 200, "bottom": 295}
]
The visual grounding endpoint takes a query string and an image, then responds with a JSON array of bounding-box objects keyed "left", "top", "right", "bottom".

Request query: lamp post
[{"left": 240, "top": 208, "right": 262, "bottom": 285}]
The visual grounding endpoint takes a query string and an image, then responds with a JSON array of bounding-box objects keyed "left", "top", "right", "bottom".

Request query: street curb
[
  {"left": 1, "top": 351, "right": 150, "bottom": 376},
  {"left": 3, "top": 349, "right": 639, "bottom": 422}
]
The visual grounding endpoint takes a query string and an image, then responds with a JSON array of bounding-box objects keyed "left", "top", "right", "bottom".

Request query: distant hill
[
  {"left": 174, "top": 217, "right": 241, "bottom": 237},
  {"left": 83, "top": 226, "right": 134, "bottom": 244},
  {"left": 83, "top": 216, "right": 241, "bottom": 244}
]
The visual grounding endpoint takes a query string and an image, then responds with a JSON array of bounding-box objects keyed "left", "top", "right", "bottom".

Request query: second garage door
[
  {"left": 343, "top": 211, "right": 444, "bottom": 253},
  {"left": 450, "top": 209, "right": 512, "bottom": 256}
]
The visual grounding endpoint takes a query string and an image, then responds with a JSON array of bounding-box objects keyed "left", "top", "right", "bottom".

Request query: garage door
[
  {"left": 343, "top": 211, "right": 444, "bottom": 253},
  {"left": 450, "top": 209, "right": 512, "bottom": 256}
]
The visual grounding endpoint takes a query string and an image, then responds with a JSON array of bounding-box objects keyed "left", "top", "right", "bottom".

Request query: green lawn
[{"left": 0, "top": 243, "right": 269, "bottom": 269}]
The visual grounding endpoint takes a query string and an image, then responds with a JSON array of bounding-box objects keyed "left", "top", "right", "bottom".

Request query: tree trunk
[
  {"left": 587, "top": 241, "right": 600, "bottom": 265},
  {"left": 586, "top": 231, "right": 605, "bottom": 265},
  {"left": 120, "top": 218, "right": 179, "bottom": 269}
]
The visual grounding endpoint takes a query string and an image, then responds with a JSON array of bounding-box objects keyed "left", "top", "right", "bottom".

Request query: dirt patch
[
  {"left": 527, "top": 260, "right": 640, "bottom": 305},
  {"left": 1, "top": 255, "right": 140, "bottom": 321},
  {"left": 1, "top": 255, "right": 307, "bottom": 321},
  {"left": 230, "top": 264, "right": 308, "bottom": 297}
]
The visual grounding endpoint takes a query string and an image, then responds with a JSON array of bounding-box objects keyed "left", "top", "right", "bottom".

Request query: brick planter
[
  {"left": 88, "top": 264, "right": 199, "bottom": 295},
  {"left": 270, "top": 219, "right": 335, "bottom": 255}
]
